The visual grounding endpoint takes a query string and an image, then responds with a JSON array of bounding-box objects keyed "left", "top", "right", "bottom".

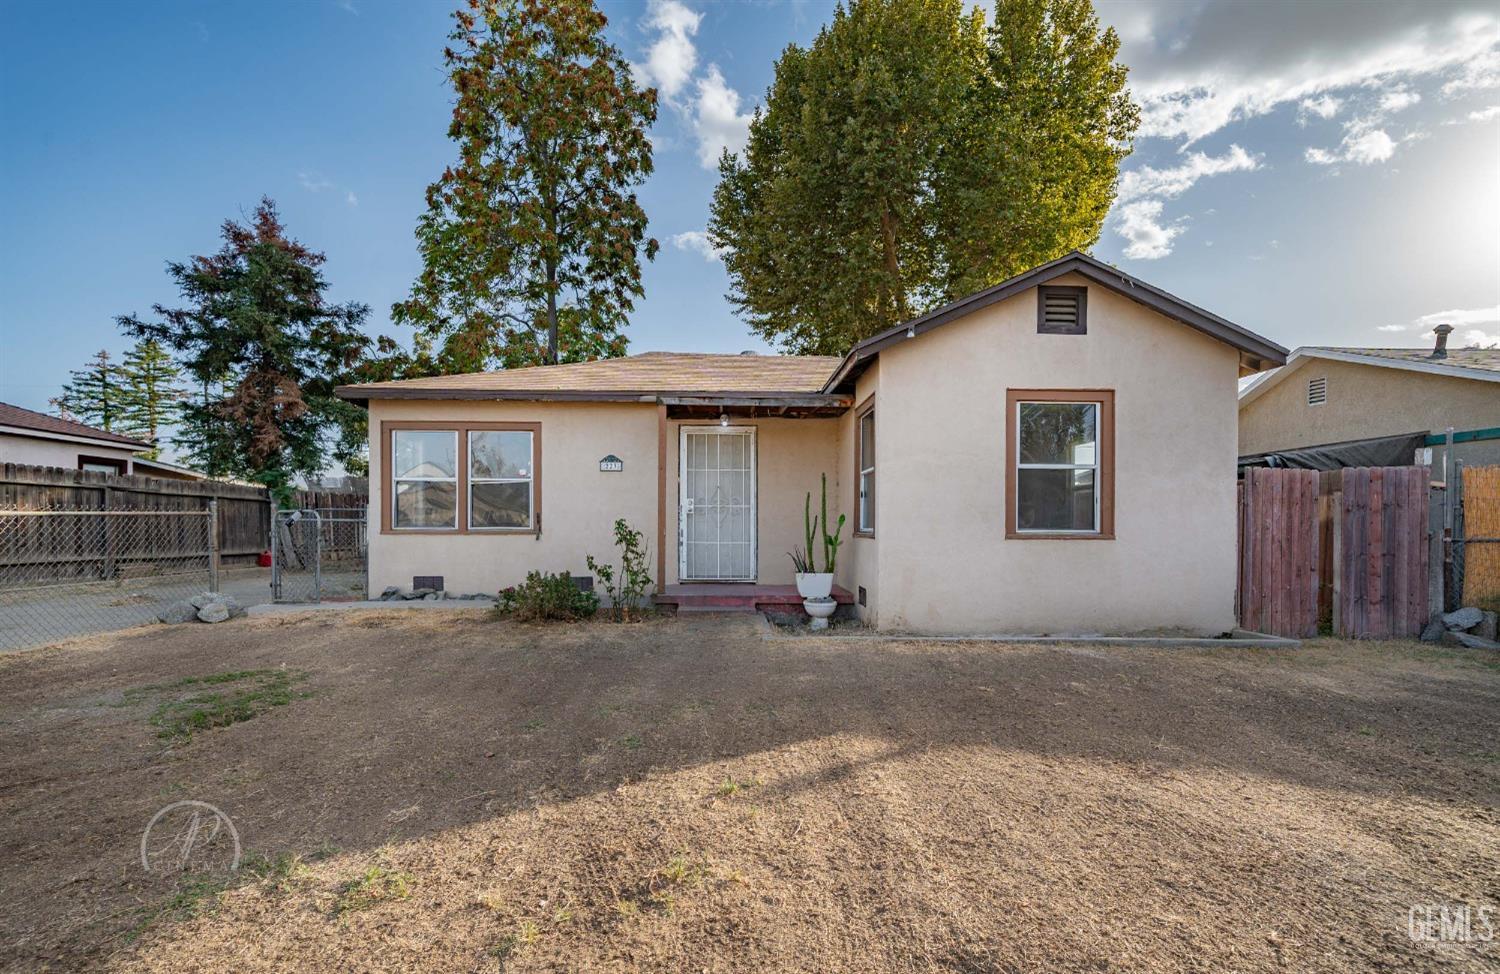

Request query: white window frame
[
  {"left": 1014, "top": 400, "right": 1101, "bottom": 535},
  {"left": 857, "top": 407, "right": 875, "bottom": 535},
  {"left": 391, "top": 429, "right": 459, "bottom": 531},
  {"left": 467, "top": 429, "right": 535, "bottom": 531}
]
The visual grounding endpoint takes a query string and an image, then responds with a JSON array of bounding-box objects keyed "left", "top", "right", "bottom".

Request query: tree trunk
[
  {"left": 879, "top": 203, "right": 910, "bottom": 322},
  {"left": 545, "top": 258, "right": 559, "bottom": 365}
]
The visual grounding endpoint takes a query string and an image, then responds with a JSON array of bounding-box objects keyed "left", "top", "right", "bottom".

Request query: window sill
[
  {"left": 853, "top": 530, "right": 875, "bottom": 539},
  {"left": 1006, "top": 532, "right": 1115, "bottom": 541},
  {"left": 381, "top": 527, "right": 537, "bottom": 536}
]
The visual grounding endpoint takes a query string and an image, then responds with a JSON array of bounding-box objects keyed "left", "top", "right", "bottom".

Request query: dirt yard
[{"left": 1, "top": 611, "right": 1496, "bottom": 973}]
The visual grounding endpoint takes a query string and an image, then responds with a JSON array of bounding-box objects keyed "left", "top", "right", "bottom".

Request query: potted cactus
[{"left": 791, "top": 473, "right": 845, "bottom": 599}]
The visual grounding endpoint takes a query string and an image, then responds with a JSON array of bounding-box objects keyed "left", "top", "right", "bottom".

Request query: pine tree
[
  {"left": 55, "top": 350, "right": 128, "bottom": 432},
  {"left": 118, "top": 339, "right": 186, "bottom": 460},
  {"left": 393, "top": 0, "right": 658, "bottom": 372},
  {"left": 119, "top": 198, "right": 371, "bottom": 499}
]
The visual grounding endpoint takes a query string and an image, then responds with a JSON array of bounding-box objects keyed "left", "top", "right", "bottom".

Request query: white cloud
[
  {"left": 1298, "top": 94, "right": 1343, "bottom": 122},
  {"left": 298, "top": 171, "right": 334, "bottom": 192},
  {"left": 1413, "top": 305, "right": 1500, "bottom": 328},
  {"left": 1376, "top": 324, "right": 1409, "bottom": 332},
  {"left": 1306, "top": 117, "right": 1400, "bottom": 166},
  {"left": 345, "top": 191, "right": 358, "bottom": 207},
  {"left": 1116, "top": 144, "right": 1261, "bottom": 204},
  {"left": 1469, "top": 104, "right": 1500, "bottom": 121},
  {"left": 634, "top": 0, "right": 701, "bottom": 101},
  {"left": 1379, "top": 86, "right": 1421, "bottom": 112},
  {"left": 1462, "top": 328, "right": 1499, "bottom": 346},
  {"left": 693, "top": 65, "right": 752, "bottom": 168},
  {"left": 671, "top": 230, "right": 727, "bottom": 261},
  {"left": 1119, "top": 7, "right": 1500, "bottom": 144},
  {"left": 1116, "top": 200, "right": 1183, "bottom": 260}
]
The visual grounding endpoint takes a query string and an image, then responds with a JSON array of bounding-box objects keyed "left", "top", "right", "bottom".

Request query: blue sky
[{"left": 2, "top": 0, "right": 1498, "bottom": 430}]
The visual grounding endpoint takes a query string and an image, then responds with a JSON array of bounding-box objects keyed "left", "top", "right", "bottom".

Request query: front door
[{"left": 679, "top": 426, "right": 756, "bottom": 581}]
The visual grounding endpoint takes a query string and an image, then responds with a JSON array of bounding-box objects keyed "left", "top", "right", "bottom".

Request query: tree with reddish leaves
[
  {"left": 119, "top": 198, "right": 370, "bottom": 498},
  {"left": 394, "top": 0, "right": 658, "bottom": 372}
]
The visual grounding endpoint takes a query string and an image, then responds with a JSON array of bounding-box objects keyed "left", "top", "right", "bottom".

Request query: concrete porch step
[{"left": 654, "top": 583, "right": 855, "bottom": 615}]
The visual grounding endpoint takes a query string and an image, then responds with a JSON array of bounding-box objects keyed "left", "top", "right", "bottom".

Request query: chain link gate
[{"left": 271, "top": 507, "right": 368, "bottom": 603}]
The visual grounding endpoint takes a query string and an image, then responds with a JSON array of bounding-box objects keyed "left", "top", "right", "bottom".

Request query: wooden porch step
[{"left": 654, "top": 584, "right": 855, "bottom": 614}]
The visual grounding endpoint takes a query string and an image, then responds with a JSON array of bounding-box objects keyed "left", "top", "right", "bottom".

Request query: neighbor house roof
[
  {"left": 0, "top": 401, "right": 151, "bottom": 450},
  {"left": 1238, "top": 346, "right": 1500, "bottom": 407},
  {"left": 822, "top": 250, "right": 1288, "bottom": 392},
  {"left": 337, "top": 351, "right": 844, "bottom": 403}
]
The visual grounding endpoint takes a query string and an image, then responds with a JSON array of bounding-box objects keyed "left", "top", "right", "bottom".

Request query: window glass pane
[
  {"left": 859, "top": 470, "right": 875, "bottom": 532},
  {"left": 859, "top": 412, "right": 875, "bottom": 468},
  {"left": 1019, "top": 403, "right": 1096, "bottom": 466},
  {"left": 394, "top": 481, "right": 456, "bottom": 528},
  {"left": 469, "top": 430, "right": 531, "bottom": 479},
  {"left": 393, "top": 430, "right": 456, "bottom": 478},
  {"left": 1017, "top": 468, "right": 1096, "bottom": 532},
  {"left": 471, "top": 481, "right": 531, "bottom": 529}
]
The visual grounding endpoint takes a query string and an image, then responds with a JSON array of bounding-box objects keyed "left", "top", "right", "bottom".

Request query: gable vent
[
  {"left": 1307, "top": 376, "right": 1327, "bottom": 406},
  {"left": 1037, "top": 286, "right": 1087, "bottom": 335}
]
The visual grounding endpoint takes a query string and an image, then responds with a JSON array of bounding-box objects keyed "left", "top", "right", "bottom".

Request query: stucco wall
[
  {"left": 1239, "top": 358, "right": 1500, "bottom": 469},
  {"left": 367, "top": 399, "right": 659, "bottom": 596},
  {"left": 664, "top": 416, "right": 840, "bottom": 586},
  {"left": 871, "top": 272, "right": 1241, "bottom": 635},
  {"left": 834, "top": 364, "right": 879, "bottom": 624},
  {"left": 0, "top": 433, "right": 135, "bottom": 472}
]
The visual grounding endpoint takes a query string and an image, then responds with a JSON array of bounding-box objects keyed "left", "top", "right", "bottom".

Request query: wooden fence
[
  {"left": 1238, "top": 466, "right": 1431, "bottom": 639},
  {"left": 1459, "top": 465, "right": 1500, "bottom": 610},
  {"left": 0, "top": 463, "right": 365, "bottom": 570}
]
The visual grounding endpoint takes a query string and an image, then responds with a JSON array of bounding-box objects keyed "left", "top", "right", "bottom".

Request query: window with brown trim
[
  {"left": 381, "top": 421, "right": 541, "bottom": 534},
  {"left": 1005, "top": 390, "right": 1114, "bottom": 539},
  {"left": 78, "top": 455, "right": 128, "bottom": 475},
  {"left": 855, "top": 397, "right": 875, "bottom": 536}
]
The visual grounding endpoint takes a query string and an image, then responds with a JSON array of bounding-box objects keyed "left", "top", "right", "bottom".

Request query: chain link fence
[
  {"left": 272, "top": 508, "right": 368, "bottom": 603},
  {"left": 0, "top": 507, "right": 222, "bottom": 651}
]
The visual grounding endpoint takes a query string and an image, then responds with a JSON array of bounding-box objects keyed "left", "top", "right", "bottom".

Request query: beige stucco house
[
  {"left": 1238, "top": 330, "right": 1500, "bottom": 474},
  {"left": 337, "top": 252, "right": 1285, "bottom": 635}
]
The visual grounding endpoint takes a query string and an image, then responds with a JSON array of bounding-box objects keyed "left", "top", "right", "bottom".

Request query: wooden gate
[
  {"left": 1237, "top": 468, "right": 1321, "bottom": 638},
  {"left": 1336, "top": 466, "right": 1429, "bottom": 639}
]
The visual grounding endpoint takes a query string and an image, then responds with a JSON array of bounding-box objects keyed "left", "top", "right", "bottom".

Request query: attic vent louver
[
  {"left": 1037, "top": 286, "right": 1087, "bottom": 335},
  {"left": 1307, "top": 376, "right": 1327, "bottom": 406}
]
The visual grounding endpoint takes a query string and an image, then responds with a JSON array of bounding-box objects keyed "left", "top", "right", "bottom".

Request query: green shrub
[
  {"left": 495, "top": 571, "right": 598, "bottom": 622},
  {"left": 587, "top": 518, "right": 653, "bottom": 621}
]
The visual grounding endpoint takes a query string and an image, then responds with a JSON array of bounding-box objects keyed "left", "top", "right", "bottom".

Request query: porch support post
[{"left": 656, "top": 401, "right": 667, "bottom": 594}]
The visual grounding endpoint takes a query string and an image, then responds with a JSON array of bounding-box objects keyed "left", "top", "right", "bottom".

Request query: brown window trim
[
  {"left": 1037, "top": 285, "right": 1087, "bottom": 335},
  {"left": 1004, "top": 389, "right": 1114, "bottom": 540},
  {"left": 78, "top": 454, "right": 128, "bottom": 474},
  {"left": 379, "top": 420, "right": 542, "bottom": 536},
  {"left": 853, "top": 393, "right": 875, "bottom": 537}
]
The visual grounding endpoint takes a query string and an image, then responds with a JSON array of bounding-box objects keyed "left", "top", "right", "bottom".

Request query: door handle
[{"left": 685, "top": 498, "right": 695, "bottom": 513}]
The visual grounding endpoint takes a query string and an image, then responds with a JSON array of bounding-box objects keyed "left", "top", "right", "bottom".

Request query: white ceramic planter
[
  {"left": 795, "top": 572, "right": 833, "bottom": 599},
  {"left": 803, "top": 596, "right": 837, "bottom": 630}
]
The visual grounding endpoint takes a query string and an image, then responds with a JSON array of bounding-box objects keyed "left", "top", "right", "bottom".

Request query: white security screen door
[{"left": 680, "top": 426, "right": 757, "bottom": 581}]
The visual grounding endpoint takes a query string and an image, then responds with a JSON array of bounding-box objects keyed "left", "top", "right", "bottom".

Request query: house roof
[
  {"left": 337, "top": 351, "right": 844, "bottom": 403},
  {"left": 1238, "top": 345, "right": 1500, "bottom": 407},
  {"left": 0, "top": 401, "right": 151, "bottom": 449},
  {"left": 822, "top": 250, "right": 1288, "bottom": 392}
]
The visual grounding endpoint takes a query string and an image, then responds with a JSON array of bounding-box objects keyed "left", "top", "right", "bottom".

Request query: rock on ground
[
  {"left": 156, "top": 600, "right": 199, "bottom": 625},
  {"left": 196, "top": 602, "right": 231, "bottom": 624},
  {"left": 1442, "top": 607, "right": 1484, "bottom": 631}
]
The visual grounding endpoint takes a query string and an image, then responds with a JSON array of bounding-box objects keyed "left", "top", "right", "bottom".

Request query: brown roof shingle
[
  {"left": 337, "top": 352, "right": 843, "bottom": 401},
  {"left": 0, "top": 401, "right": 151, "bottom": 448},
  {"left": 1307, "top": 346, "right": 1500, "bottom": 375}
]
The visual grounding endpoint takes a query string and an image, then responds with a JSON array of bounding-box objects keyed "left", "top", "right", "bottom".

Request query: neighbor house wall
[
  {"left": 1238, "top": 358, "right": 1500, "bottom": 470},
  {"left": 664, "top": 416, "right": 840, "bottom": 586},
  {"left": 0, "top": 433, "right": 136, "bottom": 473},
  {"left": 367, "top": 399, "right": 658, "bottom": 596},
  {"left": 872, "top": 271, "right": 1241, "bottom": 635}
]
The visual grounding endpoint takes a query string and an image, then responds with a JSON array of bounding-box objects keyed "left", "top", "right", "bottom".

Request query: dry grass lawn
[{"left": 1, "top": 610, "right": 1497, "bottom": 972}]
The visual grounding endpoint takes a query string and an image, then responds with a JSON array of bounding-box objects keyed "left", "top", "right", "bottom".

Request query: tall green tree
[
  {"left": 54, "top": 350, "right": 128, "bottom": 432},
  {"left": 394, "top": 0, "right": 658, "bottom": 372},
  {"left": 709, "top": 0, "right": 1138, "bottom": 355},
  {"left": 117, "top": 339, "right": 186, "bottom": 459},
  {"left": 119, "top": 198, "right": 371, "bottom": 497}
]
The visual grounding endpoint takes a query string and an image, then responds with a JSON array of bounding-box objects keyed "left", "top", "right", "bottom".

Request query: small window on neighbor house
[
  {"left": 856, "top": 405, "right": 875, "bottom": 534},
  {"left": 1307, "top": 376, "right": 1327, "bottom": 406},
  {"left": 1037, "top": 286, "right": 1087, "bottom": 335},
  {"left": 392, "top": 429, "right": 458, "bottom": 529}
]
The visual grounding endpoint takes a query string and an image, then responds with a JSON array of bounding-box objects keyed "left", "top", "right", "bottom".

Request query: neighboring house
[
  {"left": 0, "top": 401, "right": 152, "bottom": 474},
  {"left": 1238, "top": 327, "right": 1500, "bottom": 474},
  {"left": 337, "top": 251, "right": 1286, "bottom": 634}
]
